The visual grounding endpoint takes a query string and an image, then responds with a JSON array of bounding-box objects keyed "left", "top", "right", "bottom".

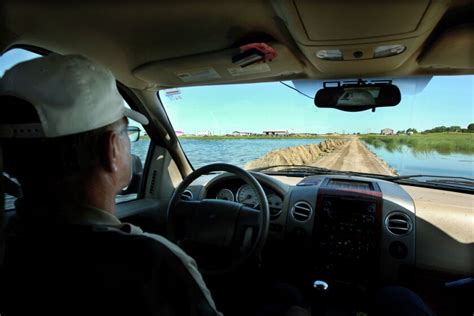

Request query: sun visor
[
  {"left": 133, "top": 43, "right": 304, "bottom": 87},
  {"left": 419, "top": 24, "right": 474, "bottom": 69}
]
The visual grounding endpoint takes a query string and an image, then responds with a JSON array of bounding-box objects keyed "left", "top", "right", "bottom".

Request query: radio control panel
[{"left": 313, "top": 183, "right": 382, "bottom": 283}]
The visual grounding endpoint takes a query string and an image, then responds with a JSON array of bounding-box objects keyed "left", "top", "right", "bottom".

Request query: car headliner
[{"left": 0, "top": 0, "right": 473, "bottom": 91}]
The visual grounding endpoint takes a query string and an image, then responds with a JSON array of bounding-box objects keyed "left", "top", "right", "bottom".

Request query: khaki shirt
[{"left": 15, "top": 202, "right": 223, "bottom": 316}]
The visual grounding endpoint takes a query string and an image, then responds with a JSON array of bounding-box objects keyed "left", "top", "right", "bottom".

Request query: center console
[{"left": 313, "top": 179, "right": 382, "bottom": 285}]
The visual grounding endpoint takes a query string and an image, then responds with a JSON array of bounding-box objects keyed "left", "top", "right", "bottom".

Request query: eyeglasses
[{"left": 125, "top": 126, "right": 141, "bottom": 142}]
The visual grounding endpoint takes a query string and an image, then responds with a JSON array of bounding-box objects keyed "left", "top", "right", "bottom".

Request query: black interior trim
[
  {"left": 155, "top": 92, "right": 195, "bottom": 172},
  {"left": 116, "top": 198, "right": 163, "bottom": 220}
]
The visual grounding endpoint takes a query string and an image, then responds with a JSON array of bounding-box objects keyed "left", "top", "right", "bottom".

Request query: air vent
[
  {"left": 291, "top": 201, "right": 313, "bottom": 222},
  {"left": 180, "top": 190, "right": 194, "bottom": 201},
  {"left": 385, "top": 212, "right": 412, "bottom": 236},
  {"left": 148, "top": 170, "right": 157, "bottom": 195}
]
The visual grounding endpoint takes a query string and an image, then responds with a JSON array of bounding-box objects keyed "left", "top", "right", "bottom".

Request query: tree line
[{"left": 396, "top": 123, "right": 474, "bottom": 134}]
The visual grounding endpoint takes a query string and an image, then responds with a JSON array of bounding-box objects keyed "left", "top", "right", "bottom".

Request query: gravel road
[{"left": 312, "top": 138, "right": 396, "bottom": 176}]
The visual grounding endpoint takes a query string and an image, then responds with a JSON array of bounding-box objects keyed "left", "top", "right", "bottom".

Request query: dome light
[
  {"left": 374, "top": 45, "right": 406, "bottom": 58},
  {"left": 316, "top": 49, "right": 343, "bottom": 61}
]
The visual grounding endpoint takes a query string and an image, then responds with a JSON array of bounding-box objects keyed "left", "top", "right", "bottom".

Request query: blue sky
[
  {"left": 2, "top": 48, "right": 473, "bottom": 135},
  {"left": 161, "top": 75, "right": 473, "bottom": 134}
]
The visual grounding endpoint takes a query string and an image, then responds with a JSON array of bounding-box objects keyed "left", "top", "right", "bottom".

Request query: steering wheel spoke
[
  {"left": 232, "top": 206, "right": 261, "bottom": 259},
  {"left": 237, "top": 205, "right": 261, "bottom": 227}
]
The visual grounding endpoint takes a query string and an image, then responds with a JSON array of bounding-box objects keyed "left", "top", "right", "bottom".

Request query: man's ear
[{"left": 102, "top": 130, "right": 120, "bottom": 173}]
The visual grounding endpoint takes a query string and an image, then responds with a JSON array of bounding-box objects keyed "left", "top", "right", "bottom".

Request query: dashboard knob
[
  {"left": 366, "top": 215, "right": 375, "bottom": 223},
  {"left": 389, "top": 241, "right": 408, "bottom": 259},
  {"left": 313, "top": 280, "right": 329, "bottom": 291}
]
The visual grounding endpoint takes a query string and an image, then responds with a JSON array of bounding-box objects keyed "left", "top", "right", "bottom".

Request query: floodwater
[
  {"left": 133, "top": 138, "right": 473, "bottom": 178},
  {"left": 364, "top": 143, "right": 474, "bottom": 178}
]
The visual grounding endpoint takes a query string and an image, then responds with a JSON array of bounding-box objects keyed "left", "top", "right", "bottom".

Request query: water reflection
[
  {"left": 179, "top": 138, "right": 327, "bottom": 169},
  {"left": 362, "top": 135, "right": 474, "bottom": 156},
  {"left": 365, "top": 143, "right": 474, "bottom": 178}
]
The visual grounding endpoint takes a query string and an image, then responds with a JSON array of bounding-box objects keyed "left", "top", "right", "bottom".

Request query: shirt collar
[
  {"left": 62, "top": 204, "right": 122, "bottom": 226},
  {"left": 15, "top": 198, "right": 122, "bottom": 226}
]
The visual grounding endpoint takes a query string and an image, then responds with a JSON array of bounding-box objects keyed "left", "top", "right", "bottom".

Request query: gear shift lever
[{"left": 312, "top": 280, "right": 329, "bottom": 316}]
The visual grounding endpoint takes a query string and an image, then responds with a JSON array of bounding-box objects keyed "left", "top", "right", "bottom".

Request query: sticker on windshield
[
  {"left": 227, "top": 63, "right": 271, "bottom": 77},
  {"left": 175, "top": 68, "right": 221, "bottom": 82},
  {"left": 164, "top": 89, "right": 182, "bottom": 100}
]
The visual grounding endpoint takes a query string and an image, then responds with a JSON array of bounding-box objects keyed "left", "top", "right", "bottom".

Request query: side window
[
  {"left": 0, "top": 48, "right": 41, "bottom": 77},
  {"left": 1, "top": 49, "right": 42, "bottom": 210},
  {"left": 129, "top": 116, "right": 149, "bottom": 166},
  {"left": 115, "top": 105, "right": 150, "bottom": 203}
]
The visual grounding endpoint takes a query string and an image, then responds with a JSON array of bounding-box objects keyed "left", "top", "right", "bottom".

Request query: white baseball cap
[{"left": 0, "top": 54, "right": 148, "bottom": 138}]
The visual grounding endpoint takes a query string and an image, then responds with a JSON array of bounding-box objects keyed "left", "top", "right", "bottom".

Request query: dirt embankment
[
  {"left": 244, "top": 139, "right": 347, "bottom": 169},
  {"left": 245, "top": 138, "right": 397, "bottom": 176}
]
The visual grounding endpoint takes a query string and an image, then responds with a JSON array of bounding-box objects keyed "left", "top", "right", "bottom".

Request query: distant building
[
  {"left": 263, "top": 130, "right": 289, "bottom": 136},
  {"left": 232, "top": 131, "right": 254, "bottom": 136},
  {"left": 175, "top": 130, "right": 184, "bottom": 136},
  {"left": 381, "top": 128, "right": 394, "bottom": 135},
  {"left": 196, "top": 131, "right": 212, "bottom": 136}
]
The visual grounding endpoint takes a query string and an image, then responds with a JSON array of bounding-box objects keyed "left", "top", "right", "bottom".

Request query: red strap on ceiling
[{"left": 240, "top": 43, "right": 277, "bottom": 62}]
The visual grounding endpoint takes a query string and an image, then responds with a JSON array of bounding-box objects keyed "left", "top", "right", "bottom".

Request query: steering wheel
[{"left": 167, "top": 163, "right": 270, "bottom": 274}]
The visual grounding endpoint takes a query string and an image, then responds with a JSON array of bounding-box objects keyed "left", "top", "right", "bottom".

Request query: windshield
[{"left": 159, "top": 76, "right": 473, "bottom": 183}]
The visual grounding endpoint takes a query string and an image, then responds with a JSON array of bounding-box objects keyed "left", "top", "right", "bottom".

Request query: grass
[{"left": 361, "top": 133, "right": 474, "bottom": 155}]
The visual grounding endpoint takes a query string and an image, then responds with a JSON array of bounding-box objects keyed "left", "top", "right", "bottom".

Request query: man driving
[{"left": 0, "top": 54, "right": 221, "bottom": 316}]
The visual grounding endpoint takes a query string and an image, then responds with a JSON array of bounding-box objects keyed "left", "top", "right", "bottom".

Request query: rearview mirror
[{"left": 314, "top": 80, "right": 401, "bottom": 112}]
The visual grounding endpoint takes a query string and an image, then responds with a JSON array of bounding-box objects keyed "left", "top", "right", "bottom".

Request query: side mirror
[
  {"left": 118, "top": 154, "right": 143, "bottom": 195},
  {"left": 315, "top": 80, "right": 401, "bottom": 112}
]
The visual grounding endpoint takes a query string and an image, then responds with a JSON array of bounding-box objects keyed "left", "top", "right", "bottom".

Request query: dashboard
[
  {"left": 187, "top": 172, "right": 416, "bottom": 285},
  {"left": 205, "top": 178, "right": 284, "bottom": 219}
]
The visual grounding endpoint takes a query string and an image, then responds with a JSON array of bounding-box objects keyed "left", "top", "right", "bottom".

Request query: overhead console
[{"left": 271, "top": 0, "right": 449, "bottom": 76}]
